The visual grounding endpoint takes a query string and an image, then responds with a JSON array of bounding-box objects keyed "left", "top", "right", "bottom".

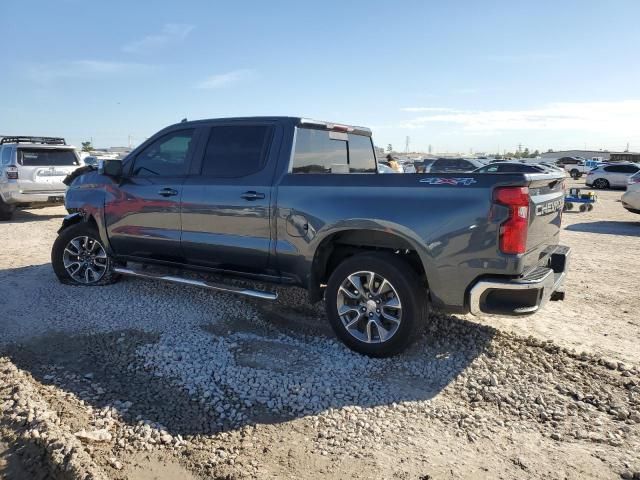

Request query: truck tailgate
[{"left": 524, "top": 174, "right": 565, "bottom": 270}]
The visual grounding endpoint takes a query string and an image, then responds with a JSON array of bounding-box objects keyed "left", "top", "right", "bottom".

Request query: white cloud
[
  {"left": 195, "top": 69, "right": 256, "bottom": 89},
  {"left": 399, "top": 100, "right": 640, "bottom": 136},
  {"left": 122, "top": 24, "right": 194, "bottom": 54},
  {"left": 26, "top": 60, "right": 156, "bottom": 83}
]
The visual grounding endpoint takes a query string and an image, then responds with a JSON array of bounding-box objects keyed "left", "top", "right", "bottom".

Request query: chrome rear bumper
[{"left": 469, "top": 245, "right": 570, "bottom": 316}]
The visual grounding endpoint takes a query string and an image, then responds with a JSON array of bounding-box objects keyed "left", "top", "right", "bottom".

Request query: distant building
[
  {"left": 107, "top": 146, "right": 133, "bottom": 156},
  {"left": 539, "top": 150, "right": 611, "bottom": 162}
]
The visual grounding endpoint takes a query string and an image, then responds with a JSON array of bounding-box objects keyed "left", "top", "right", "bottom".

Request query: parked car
[
  {"left": 473, "top": 162, "right": 549, "bottom": 173},
  {"left": 0, "top": 136, "right": 81, "bottom": 220},
  {"left": 424, "top": 157, "right": 485, "bottom": 173},
  {"left": 539, "top": 162, "right": 565, "bottom": 173},
  {"left": 400, "top": 161, "right": 416, "bottom": 173},
  {"left": 416, "top": 158, "right": 436, "bottom": 173},
  {"left": 585, "top": 163, "right": 640, "bottom": 189},
  {"left": 53, "top": 116, "right": 569, "bottom": 357},
  {"left": 377, "top": 163, "right": 400, "bottom": 174},
  {"left": 556, "top": 156, "right": 582, "bottom": 167},
  {"left": 621, "top": 171, "right": 640, "bottom": 214}
]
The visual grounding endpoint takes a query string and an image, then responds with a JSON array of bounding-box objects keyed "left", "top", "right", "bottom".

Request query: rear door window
[
  {"left": 620, "top": 164, "right": 640, "bottom": 173},
  {"left": 201, "top": 125, "right": 273, "bottom": 177},
  {"left": 18, "top": 149, "right": 79, "bottom": 166}
]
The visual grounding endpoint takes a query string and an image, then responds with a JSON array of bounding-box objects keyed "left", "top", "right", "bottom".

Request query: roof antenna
[{"left": 180, "top": 118, "right": 187, "bottom": 123}]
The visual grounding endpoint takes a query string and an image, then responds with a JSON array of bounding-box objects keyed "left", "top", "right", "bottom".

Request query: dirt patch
[{"left": 121, "top": 452, "right": 201, "bottom": 480}]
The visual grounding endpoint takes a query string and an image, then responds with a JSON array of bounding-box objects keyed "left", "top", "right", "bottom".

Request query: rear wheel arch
[{"left": 308, "top": 229, "right": 429, "bottom": 303}]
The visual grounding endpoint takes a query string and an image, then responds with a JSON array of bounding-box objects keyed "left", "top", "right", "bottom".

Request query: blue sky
[{"left": 1, "top": 0, "right": 639, "bottom": 153}]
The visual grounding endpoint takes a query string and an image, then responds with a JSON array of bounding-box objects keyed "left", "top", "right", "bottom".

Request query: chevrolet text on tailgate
[{"left": 52, "top": 117, "right": 570, "bottom": 357}]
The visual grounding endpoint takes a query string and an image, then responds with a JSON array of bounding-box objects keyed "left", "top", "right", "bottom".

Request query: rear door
[
  {"left": 603, "top": 165, "right": 628, "bottom": 187},
  {"left": 180, "top": 121, "right": 280, "bottom": 273},
  {"left": 16, "top": 148, "right": 79, "bottom": 195},
  {"left": 104, "top": 128, "right": 197, "bottom": 262}
]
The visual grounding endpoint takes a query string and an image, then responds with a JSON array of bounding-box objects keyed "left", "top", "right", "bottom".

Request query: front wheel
[
  {"left": 593, "top": 178, "right": 609, "bottom": 189},
  {"left": 570, "top": 169, "right": 582, "bottom": 179},
  {"left": 325, "top": 253, "right": 428, "bottom": 357},
  {"left": 51, "top": 222, "right": 119, "bottom": 286}
]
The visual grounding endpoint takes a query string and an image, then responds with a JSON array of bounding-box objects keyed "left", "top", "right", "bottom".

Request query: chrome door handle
[
  {"left": 158, "top": 188, "right": 178, "bottom": 197},
  {"left": 241, "top": 191, "right": 265, "bottom": 200}
]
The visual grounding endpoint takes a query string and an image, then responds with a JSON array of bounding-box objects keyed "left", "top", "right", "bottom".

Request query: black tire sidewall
[
  {"left": 0, "top": 198, "right": 15, "bottom": 220},
  {"left": 51, "top": 222, "right": 117, "bottom": 286},
  {"left": 325, "top": 253, "right": 426, "bottom": 357}
]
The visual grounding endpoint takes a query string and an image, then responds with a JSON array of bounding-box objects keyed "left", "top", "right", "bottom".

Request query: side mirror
[{"left": 99, "top": 159, "right": 123, "bottom": 177}]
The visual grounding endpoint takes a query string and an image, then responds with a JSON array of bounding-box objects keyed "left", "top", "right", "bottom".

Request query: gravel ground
[{"left": 1, "top": 180, "right": 639, "bottom": 479}]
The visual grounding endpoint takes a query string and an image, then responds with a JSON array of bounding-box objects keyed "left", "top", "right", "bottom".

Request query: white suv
[
  {"left": 585, "top": 162, "right": 640, "bottom": 189},
  {"left": 0, "top": 136, "right": 80, "bottom": 220}
]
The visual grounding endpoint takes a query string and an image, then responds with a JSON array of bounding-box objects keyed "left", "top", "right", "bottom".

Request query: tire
[
  {"left": 564, "top": 202, "right": 573, "bottom": 211},
  {"left": 570, "top": 169, "right": 581, "bottom": 179},
  {"left": 51, "top": 222, "right": 119, "bottom": 286},
  {"left": 593, "top": 178, "right": 609, "bottom": 189},
  {"left": 0, "top": 198, "right": 15, "bottom": 221},
  {"left": 325, "top": 252, "right": 428, "bottom": 357},
  {"left": 587, "top": 203, "right": 594, "bottom": 211},
  {"left": 579, "top": 204, "right": 587, "bottom": 212}
]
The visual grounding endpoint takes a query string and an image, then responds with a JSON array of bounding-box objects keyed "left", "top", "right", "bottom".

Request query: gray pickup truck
[{"left": 52, "top": 117, "right": 569, "bottom": 356}]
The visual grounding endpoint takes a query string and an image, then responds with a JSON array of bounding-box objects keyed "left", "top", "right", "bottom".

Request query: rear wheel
[
  {"left": 325, "top": 253, "right": 428, "bottom": 357},
  {"left": 570, "top": 169, "right": 581, "bottom": 179},
  {"left": 52, "top": 222, "right": 119, "bottom": 286},
  {"left": 593, "top": 178, "right": 609, "bottom": 189},
  {"left": 0, "top": 198, "right": 15, "bottom": 221}
]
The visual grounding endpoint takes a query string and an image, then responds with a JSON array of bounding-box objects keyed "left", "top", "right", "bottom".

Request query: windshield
[{"left": 18, "top": 148, "right": 79, "bottom": 166}]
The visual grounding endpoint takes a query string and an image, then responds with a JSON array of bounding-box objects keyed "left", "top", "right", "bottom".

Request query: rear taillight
[
  {"left": 493, "top": 186, "right": 529, "bottom": 254},
  {"left": 6, "top": 166, "right": 18, "bottom": 180},
  {"left": 629, "top": 176, "right": 640, "bottom": 185}
]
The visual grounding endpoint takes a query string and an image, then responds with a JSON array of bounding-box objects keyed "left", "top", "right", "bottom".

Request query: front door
[
  {"left": 104, "top": 129, "right": 196, "bottom": 262},
  {"left": 180, "top": 123, "right": 278, "bottom": 273}
]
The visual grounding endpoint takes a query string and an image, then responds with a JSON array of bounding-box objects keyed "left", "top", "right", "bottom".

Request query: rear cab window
[
  {"left": 292, "top": 128, "right": 376, "bottom": 174},
  {"left": 17, "top": 148, "right": 79, "bottom": 166}
]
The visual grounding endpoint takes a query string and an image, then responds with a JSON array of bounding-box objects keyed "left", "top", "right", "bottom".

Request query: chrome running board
[{"left": 113, "top": 267, "right": 278, "bottom": 301}]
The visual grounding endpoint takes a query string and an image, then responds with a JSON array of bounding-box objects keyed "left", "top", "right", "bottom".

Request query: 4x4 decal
[{"left": 419, "top": 177, "right": 477, "bottom": 186}]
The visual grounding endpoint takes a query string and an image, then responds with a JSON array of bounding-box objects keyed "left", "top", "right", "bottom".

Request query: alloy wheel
[
  {"left": 594, "top": 179, "right": 608, "bottom": 189},
  {"left": 62, "top": 236, "right": 109, "bottom": 284},
  {"left": 336, "top": 271, "right": 402, "bottom": 344}
]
